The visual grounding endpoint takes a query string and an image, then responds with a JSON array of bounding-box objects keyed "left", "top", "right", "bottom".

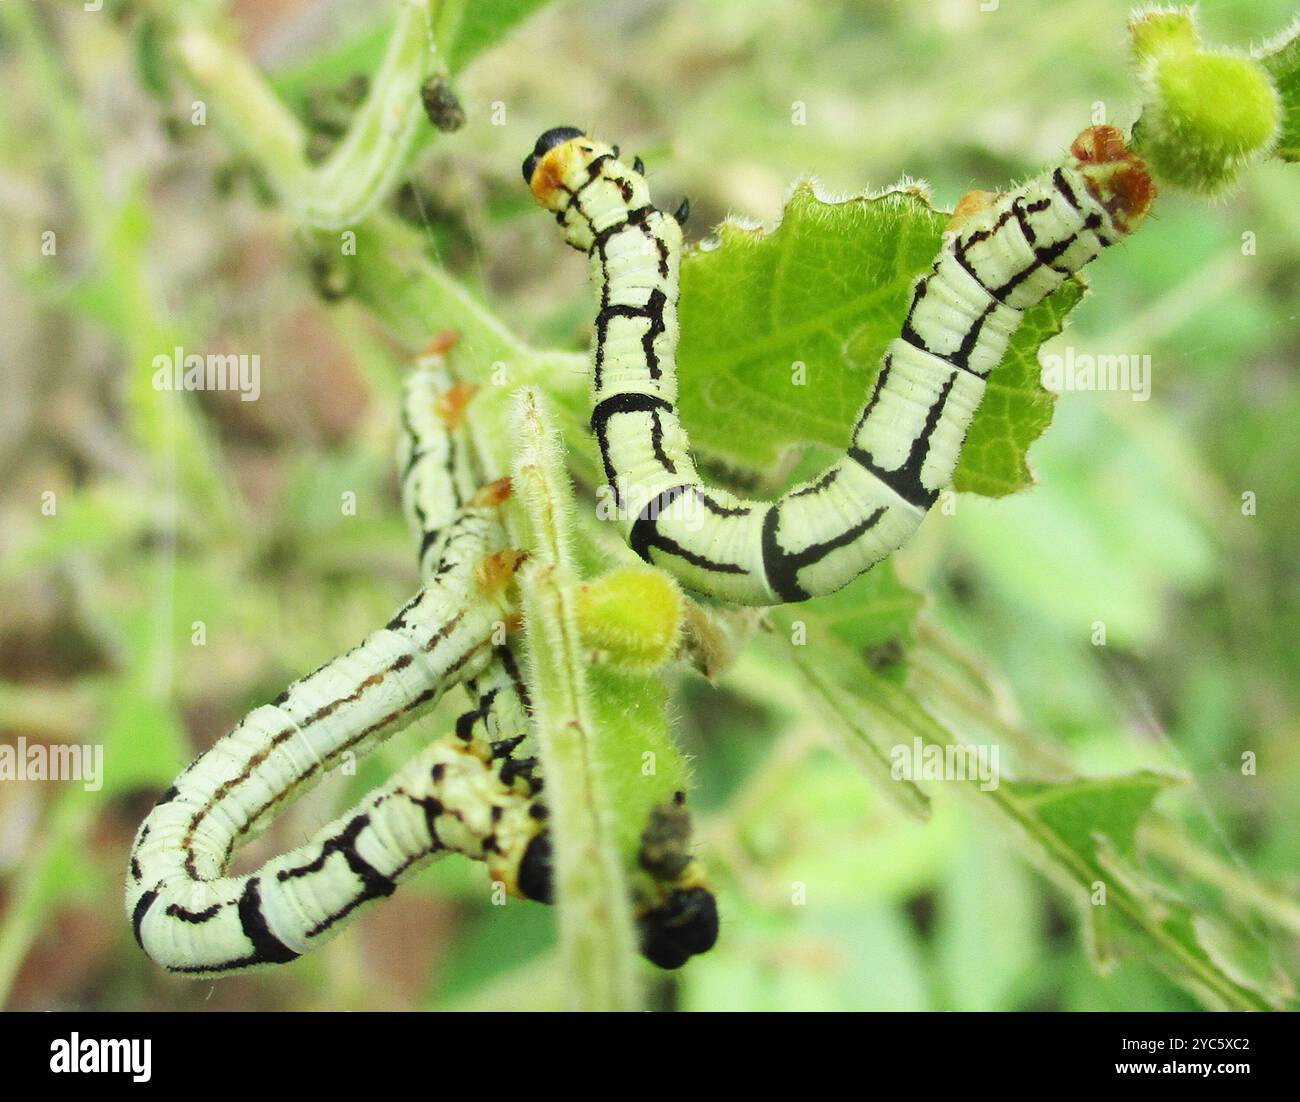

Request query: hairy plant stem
[
  {"left": 176, "top": 2, "right": 444, "bottom": 229},
  {"left": 511, "top": 389, "right": 642, "bottom": 1011}
]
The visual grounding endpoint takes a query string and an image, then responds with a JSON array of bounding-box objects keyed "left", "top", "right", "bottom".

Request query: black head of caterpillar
[
  {"left": 523, "top": 126, "right": 663, "bottom": 254},
  {"left": 522, "top": 125, "right": 585, "bottom": 184}
]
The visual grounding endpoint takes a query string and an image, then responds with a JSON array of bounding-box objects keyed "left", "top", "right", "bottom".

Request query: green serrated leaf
[
  {"left": 952, "top": 281, "right": 1079, "bottom": 496},
  {"left": 677, "top": 181, "right": 1080, "bottom": 497},
  {"left": 1005, "top": 773, "right": 1285, "bottom": 1008},
  {"left": 790, "top": 635, "right": 1281, "bottom": 1010},
  {"left": 1096, "top": 840, "right": 1289, "bottom": 1009},
  {"left": 1257, "top": 17, "right": 1300, "bottom": 162}
]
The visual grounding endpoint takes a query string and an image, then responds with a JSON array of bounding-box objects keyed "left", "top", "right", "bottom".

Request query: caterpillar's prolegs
[{"left": 526, "top": 125, "right": 1154, "bottom": 606}]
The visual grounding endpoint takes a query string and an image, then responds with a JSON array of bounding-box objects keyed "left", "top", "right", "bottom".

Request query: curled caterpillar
[
  {"left": 126, "top": 340, "right": 718, "bottom": 976},
  {"left": 124, "top": 482, "right": 548, "bottom": 975},
  {"left": 125, "top": 339, "right": 547, "bottom": 975},
  {"left": 524, "top": 125, "right": 1155, "bottom": 605}
]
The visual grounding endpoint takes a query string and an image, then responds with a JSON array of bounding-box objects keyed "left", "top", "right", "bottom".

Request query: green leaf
[
  {"left": 1006, "top": 771, "right": 1179, "bottom": 869},
  {"left": 793, "top": 560, "right": 925, "bottom": 656},
  {"left": 1094, "top": 843, "right": 1290, "bottom": 1011},
  {"left": 1258, "top": 16, "right": 1300, "bottom": 162},
  {"left": 789, "top": 630, "right": 1284, "bottom": 1010},
  {"left": 1004, "top": 773, "right": 1287, "bottom": 1009},
  {"left": 677, "top": 182, "right": 1080, "bottom": 496},
  {"left": 678, "top": 184, "right": 942, "bottom": 471},
  {"left": 951, "top": 281, "right": 1079, "bottom": 496}
]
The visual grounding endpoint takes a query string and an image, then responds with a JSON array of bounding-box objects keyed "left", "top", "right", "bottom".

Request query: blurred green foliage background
[{"left": 0, "top": 0, "right": 1297, "bottom": 1011}]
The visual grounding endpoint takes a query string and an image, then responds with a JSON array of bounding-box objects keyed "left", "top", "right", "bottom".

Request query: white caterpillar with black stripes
[
  {"left": 524, "top": 124, "right": 1156, "bottom": 605},
  {"left": 126, "top": 343, "right": 718, "bottom": 975},
  {"left": 125, "top": 352, "right": 549, "bottom": 976}
]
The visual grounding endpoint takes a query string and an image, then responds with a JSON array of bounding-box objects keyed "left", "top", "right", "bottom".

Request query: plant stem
[
  {"left": 1143, "top": 821, "right": 1300, "bottom": 938},
  {"left": 510, "top": 389, "right": 642, "bottom": 1011},
  {"left": 304, "top": 1, "right": 445, "bottom": 228},
  {"left": 177, "top": 3, "right": 445, "bottom": 229},
  {"left": 171, "top": 23, "right": 591, "bottom": 425}
]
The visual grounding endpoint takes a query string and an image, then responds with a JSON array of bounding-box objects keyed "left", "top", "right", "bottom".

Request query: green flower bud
[
  {"left": 1136, "top": 48, "right": 1281, "bottom": 194},
  {"left": 576, "top": 568, "right": 682, "bottom": 670}
]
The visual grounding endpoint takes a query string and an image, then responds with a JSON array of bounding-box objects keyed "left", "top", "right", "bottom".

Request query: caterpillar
[
  {"left": 524, "top": 124, "right": 1156, "bottom": 606},
  {"left": 126, "top": 341, "right": 717, "bottom": 975},
  {"left": 125, "top": 336, "right": 551, "bottom": 974},
  {"left": 124, "top": 484, "right": 550, "bottom": 974}
]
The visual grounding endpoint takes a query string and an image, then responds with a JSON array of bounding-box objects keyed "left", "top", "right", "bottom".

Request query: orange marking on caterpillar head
[
  {"left": 1069, "top": 125, "right": 1156, "bottom": 235},
  {"left": 469, "top": 477, "right": 512, "bottom": 508},
  {"left": 434, "top": 381, "right": 479, "bottom": 430},
  {"left": 524, "top": 128, "right": 628, "bottom": 254},
  {"left": 528, "top": 143, "right": 589, "bottom": 208},
  {"left": 523, "top": 127, "right": 610, "bottom": 212},
  {"left": 475, "top": 548, "right": 529, "bottom": 594},
  {"left": 529, "top": 148, "right": 567, "bottom": 206},
  {"left": 422, "top": 329, "right": 461, "bottom": 357},
  {"left": 947, "top": 189, "right": 999, "bottom": 234}
]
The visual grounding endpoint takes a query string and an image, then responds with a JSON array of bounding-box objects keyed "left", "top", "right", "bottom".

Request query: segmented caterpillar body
[
  {"left": 399, "top": 353, "right": 548, "bottom": 869},
  {"left": 126, "top": 357, "right": 548, "bottom": 975},
  {"left": 125, "top": 541, "right": 540, "bottom": 974},
  {"left": 127, "top": 346, "right": 717, "bottom": 975},
  {"left": 525, "top": 125, "right": 1155, "bottom": 605}
]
